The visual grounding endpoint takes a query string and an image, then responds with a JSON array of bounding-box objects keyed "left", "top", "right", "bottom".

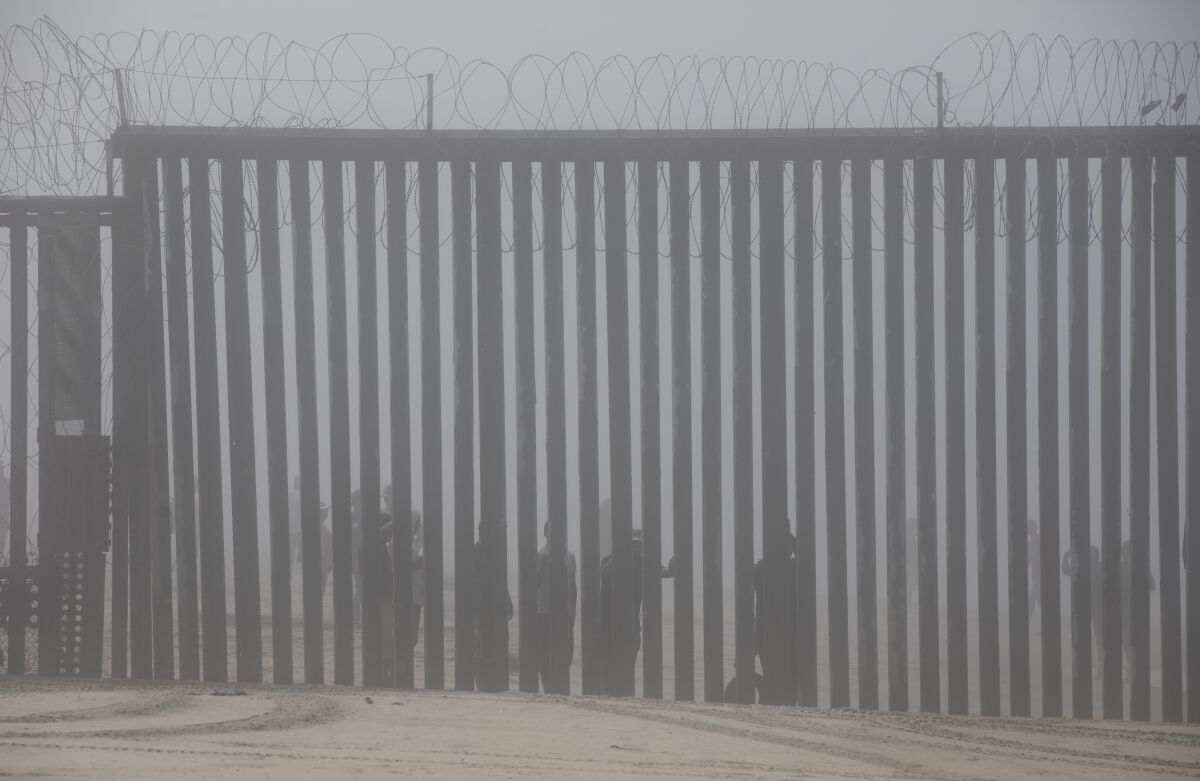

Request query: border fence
[{"left": 1, "top": 22, "right": 1199, "bottom": 724}]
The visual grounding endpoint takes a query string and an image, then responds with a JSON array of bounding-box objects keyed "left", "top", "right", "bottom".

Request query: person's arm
[{"left": 661, "top": 556, "right": 675, "bottom": 579}]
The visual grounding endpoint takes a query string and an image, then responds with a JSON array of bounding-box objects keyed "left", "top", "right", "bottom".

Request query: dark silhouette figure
[
  {"left": 598, "top": 528, "right": 673, "bottom": 696},
  {"left": 1120, "top": 539, "right": 1156, "bottom": 677},
  {"left": 536, "top": 520, "right": 577, "bottom": 693},
  {"left": 474, "top": 520, "right": 513, "bottom": 692},
  {"left": 754, "top": 530, "right": 799, "bottom": 705},
  {"left": 1061, "top": 544, "right": 1104, "bottom": 673}
]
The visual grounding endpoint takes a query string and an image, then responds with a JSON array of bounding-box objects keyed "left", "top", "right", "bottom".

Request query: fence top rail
[
  {"left": 0, "top": 195, "right": 131, "bottom": 226},
  {"left": 111, "top": 124, "right": 1200, "bottom": 163}
]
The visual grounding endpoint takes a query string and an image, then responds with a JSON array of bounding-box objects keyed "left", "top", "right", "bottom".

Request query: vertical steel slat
[
  {"left": 883, "top": 155, "right": 907, "bottom": 712},
  {"left": 1005, "top": 156, "right": 1030, "bottom": 717},
  {"left": 356, "top": 159, "right": 382, "bottom": 688},
  {"left": 259, "top": 158, "right": 293, "bottom": 685},
  {"left": 451, "top": 158, "right": 475, "bottom": 692},
  {"left": 1186, "top": 152, "right": 1200, "bottom": 724},
  {"left": 513, "top": 161, "right": 538, "bottom": 693},
  {"left": 638, "top": 159, "right": 663, "bottom": 700},
  {"left": 1067, "top": 153, "right": 1092, "bottom": 718},
  {"left": 730, "top": 158, "right": 754, "bottom": 704},
  {"left": 221, "top": 156, "right": 262, "bottom": 683},
  {"left": 1099, "top": 153, "right": 1122, "bottom": 718},
  {"left": 576, "top": 160, "right": 601, "bottom": 695},
  {"left": 322, "top": 160, "right": 353, "bottom": 686},
  {"left": 164, "top": 156, "right": 200, "bottom": 680},
  {"left": 669, "top": 158, "right": 694, "bottom": 701},
  {"left": 1129, "top": 153, "right": 1153, "bottom": 721},
  {"left": 1037, "top": 154, "right": 1063, "bottom": 717},
  {"left": 793, "top": 158, "right": 818, "bottom": 707},
  {"left": 944, "top": 154, "right": 968, "bottom": 716},
  {"left": 110, "top": 198, "right": 128, "bottom": 678},
  {"left": 1154, "top": 152, "right": 1182, "bottom": 723},
  {"left": 699, "top": 157, "right": 723, "bottom": 702},
  {"left": 7, "top": 222, "right": 28, "bottom": 675},
  {"left": 385, "top": 158, "right": 413, "bottom": 688},
  {"left": 823, "top": 158, "right": 850, "bottom": 709},
  {"left": 761, "top": 158, "right": 791, "bottom": 704},
  {"left": 476, "top": 158, "right": 507, "bottom": 692},
  {"left": 419, "top": 158, "right": 445, "bottom": 689},
  {"left": 140, "top": 160, "right": 175, "bottom": 681},
  {"left": 605, "top": 159, "right": 635, "bottom": 697},
  {"left": 851, "top": 157, "right": 878, "bottom": 710},
  {"left": 975, "top": 156, "right": 1000, "bottom": 717},
  {"left": 289, "top": 160, "right": 323, "bottom": 684},
  {"left": 913, "top": 158, "right": 940, "bottom": 713},
  {"left": 544, "top": 161, "right": 571, "bottom": 695},
  {"left": 124, "top": 154, "right": 152, "bottom": 680},
  {"left": 189, "top": 156, "right": 228, "bottom": 682}
]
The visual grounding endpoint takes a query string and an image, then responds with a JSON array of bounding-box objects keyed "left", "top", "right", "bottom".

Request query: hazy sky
[{"left": 6, "top": 0, "right": 1199, "bottom": 67}]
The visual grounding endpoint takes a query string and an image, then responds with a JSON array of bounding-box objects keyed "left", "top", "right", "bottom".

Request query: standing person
[
  {"left": 1120, "top": 539, "right": 1155, "bottom": 677},
  {"left": 474, "top": 520, "right": 513, "bottom": 692},
  {"left": 754, "top": 529, "right": 799, "bottom": 705},
  {"left": 1061, "top": 543, "right": 1104, "bottom": 674},
  {"left": 598, "top": 528, "right": 673, "bottom": 695},
  {"left": 318, "top": 501, "right": 334, "bottom": 598},
  {"left": 536, "top": 520, "right": 577, "bottom": 693}
]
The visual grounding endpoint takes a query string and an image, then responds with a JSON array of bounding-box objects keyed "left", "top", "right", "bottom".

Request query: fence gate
[{"left": 1, "top": 198, "right": 122, "bottom": 676}]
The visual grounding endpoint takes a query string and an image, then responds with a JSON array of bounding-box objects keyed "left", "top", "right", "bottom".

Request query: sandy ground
[{"left": 1, "top": 675, "right": 1198, "bottom": 780}]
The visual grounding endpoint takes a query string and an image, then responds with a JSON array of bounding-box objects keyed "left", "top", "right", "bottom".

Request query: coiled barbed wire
[{"left": 1, "top": 18, "right": 1198, "bottom": 197}]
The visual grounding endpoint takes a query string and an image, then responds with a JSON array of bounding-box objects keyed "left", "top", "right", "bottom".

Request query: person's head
[
  {"left": 412, "top": 510, "right": 422, "bottom": 537},
  {"left": 543, "top": 520, "right": 551, "bottom": 539},
  {"left": 382, "top": 484, "right": 393, "bottom": 512}
]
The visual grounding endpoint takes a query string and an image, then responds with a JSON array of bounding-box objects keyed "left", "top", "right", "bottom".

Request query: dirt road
[{"left": 2, "top": 676, "right": 1197, "bottom": 779}]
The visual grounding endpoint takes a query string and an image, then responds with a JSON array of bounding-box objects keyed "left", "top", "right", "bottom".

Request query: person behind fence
[
  {"left": 754, "top": 527, "right": 799, "bottom": 705},
  {"left": 1120, "top": 539, "right": 1155, "bottom": 677},
  {"left": 536, "top": 520, "right": 577, "bottom": 693},
  {"left": 474, "top": 519, "right": 513, "bottom": 692},
  {"left": 598, "top": 528, "right": 674, "bottom": 696},
  {"left": 1060, "top": 543, "right": 1106, "bottom": 675},
  {"left": 382, "top": 486, "right": 426, "bottom": 651}
]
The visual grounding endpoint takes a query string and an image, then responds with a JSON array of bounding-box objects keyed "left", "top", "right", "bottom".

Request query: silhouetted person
[
  {"left": 599, "top": 528, "right": 673, "bottom": 696},
  {"left": 1061, "top": 544, "right": 1104, "bottom": 673},
  {"left": 1120, "top": 539, "right": 1155, "bottom": 678},
  {"left": 288, "top": 476, "right": 302, "bottom": 566},
  {"left": 754, "top": 529, "right": 799, "bottom": 705},
  {"left": 474, "top": 520, "right": 513, "bottom": 692},
  {"left": 318, "top": 501, "right": 334, "bottom": 598},
  {"left": 536, "top": 520, "right": 577, "bottom": 693}
]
